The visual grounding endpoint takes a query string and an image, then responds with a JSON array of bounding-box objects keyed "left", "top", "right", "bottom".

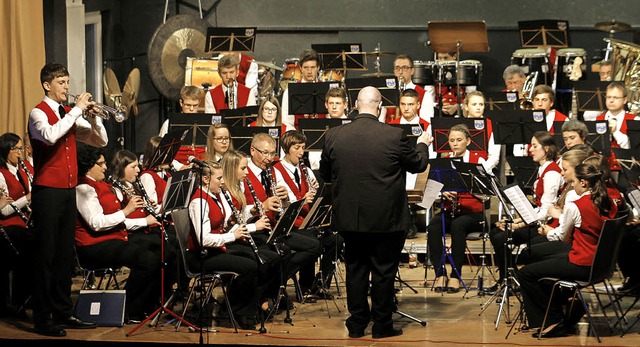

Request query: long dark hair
[
  {"left": 110, "top": 150, "right": 138, "bottom": 182},
  {"left": 574, "top": 161, "right": 611, "bottom": 215},
  {"left": 0, "top": 133, "right": 21, "bottom": 169},
  {"left": 533, "top": 131, "right": 558, "bottom": 162}
]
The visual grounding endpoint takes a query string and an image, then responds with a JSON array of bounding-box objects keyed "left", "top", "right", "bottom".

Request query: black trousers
[
  {"left": 618, "top": 224, "right": 640, "bottom": 284},
  {"left": 341, "top": 230, "right": 405, "bottom": 332},
  {"left": 489, "top": 224, "right": 548, "bottom": 281},
  {"left": 0, "top": 226, "right": 35, "bottom": 310},
  {"left": 76, "top": 239, "right": 160, "bottom": 319},
  {"left": 31, "top": 186, "right": 77, "bottom": 326},
  {"left": 427, "top": 212, "right": 483, "bottom": 279},
  {"left": 516, "top": 252, "right": 590, "bottom": 328},
  {"left": 296, "top": 228, "right": 342, "bottom": 291},
  {"left": 226, "top": 242, "right": 281, "bottom": 300},
  {"left": 128, "top": 230, "right": 178, "bottom": 295},
  {"left": 253, "top": 231, "right": 321, "bottom": 286}
]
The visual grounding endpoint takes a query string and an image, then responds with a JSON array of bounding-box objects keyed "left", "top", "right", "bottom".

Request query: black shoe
[
  {"left": 618, "top": 281, "right": 640, "bottom": 294},
  {"left": 54, "top": 315, "right": 97, "bottom": 329},
  {"left": 237, "top": 317, "right": 256, "bottom": 330},
  {"left": 345, "top": 319, "right": 367, "bottom": 338},
  {"left": 348, "top": 330, "right": 365, "bottom": 338},
  {"left": 372, "top": 327, "right": 403, "bottom": 339},
  {"left": 34, "top": 322, "right": 67, "bottom": 337},
  {"left": 482, "top": 283, "right": 501, "bottom": 295},
  {"left": 301, "top": 290, "right": 318, "bottom": 303},
  {"left": 316, "top": 289, "right": 334, "bottom": 300},
  {"left": 276, "top": 297, "right": 294, "bottom": 313},
  {"left": 564, "top": 300, "right": 586, "bottom": 328},
  {"left": 532, "top": 321, "right": 570, "bottom": 338}
]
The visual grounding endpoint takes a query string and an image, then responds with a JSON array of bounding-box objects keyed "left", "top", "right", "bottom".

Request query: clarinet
[
  {"left": 220, "top": 188, "right": 265, "bottom": 265},
  {"left": 298, "top": 161, "right": 316, "bottom": 194},
  {"left": 245, "top": 178, "right": 266, "bottom": 217},
  {"left": 0, "top": 187, "right": 29, "bottom": 224},
  {"left": 228, "top": 79, "right": 236, "bottom": 110},
  {"left": 17, "top": 159, "right": 33, "bottom": 185},
  {"left": 0, "top": 224, "right": 19, "bottom": 256},
  {"left": 110, "top": 177, "right": 161, "bottom": 222},
  {"left": 134, "top": 176, "right": 163, "bottom": 221},
  {"left": 264, "top": 164, "right": 285, "bottom": 214}
]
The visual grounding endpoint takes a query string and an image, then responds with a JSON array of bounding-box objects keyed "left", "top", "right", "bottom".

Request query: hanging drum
[
  {"left": 438, "top": 60, "right": 482, "bottom": 86},
  {"left": 412, "top": 61, "right": 437, "bottom": 86}
]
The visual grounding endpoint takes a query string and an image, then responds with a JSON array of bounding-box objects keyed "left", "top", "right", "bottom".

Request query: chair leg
[
  {"left": 576, "top": 288, "right": 601, "bottom": 343},
  {"left": 175, "top": 280, "right": 197, "bottom": 331},
  {"left": 219, "top": 275, "right": 238, "bottom": 333},
  {"left": 539, "top": 281, "right": 563, "bottom": 340}
]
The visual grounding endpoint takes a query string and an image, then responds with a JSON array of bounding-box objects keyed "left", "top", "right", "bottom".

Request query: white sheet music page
[
  {"left": 628, "top": 188, "right": 640, "bottom": 213},
  {"left": 502, "top": 184, "right": 538, "bottom": 225},
  {"left": 418, "top": 179, "right": 444, "bottom": 210}
]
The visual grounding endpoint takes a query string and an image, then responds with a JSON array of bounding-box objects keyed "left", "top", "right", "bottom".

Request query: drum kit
[{"left": 410, "top": 60, "right": 483, "bottom": 87}]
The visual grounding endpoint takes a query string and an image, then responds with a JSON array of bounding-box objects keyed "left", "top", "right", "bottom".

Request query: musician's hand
[
  {"left": 609, "top": 118, "right": 618, "bottom": 134},
  {"left": 255, "top": 215, "right": 271, "bottom": 231},
  {"left": 304, "top": 191, "right": 315, "bottom": 205},
  {"left": 145, "top": 215, "right": 158, "bottom": 226},
  {"left": 547, "top": 205, "right": 562, "bottom": 219},
  {"left": 495, "top": 218, "right": 509, "bottom": 231},
  {"left": 0, "top": 195, "right": 12, "bottom": 209},
  {"left": 264, "top": 196, "right": 281, "bottom": 212},
  {"left": 626, "top": 218, "right": 640, "bottom": 226},
  {"left": 123, "top": 196, "right": 144, "bottom": 216},
  {"left": 232, "top": 224, "right": 249, "bottom": 240},
  {"left": 275, "top": 185, "right": 289, "bottom": 200},
  {"left": 442, "top": 192, "right": 457, "bottom": 201},
  {"left": 309, "top": 178, "right": 319, "bottom": 191},
  {"left": 538, "top": 224, "right": 551, "bottom": 236},
  {"left": 25, "top": 192, "right": 31, "bottom": 202},
  {"left": 442, "top": 104, "right": 459, "bottom": 116},
  {"left": 74, "top": 92, "right": 94, "bottom": 112},
  {"left": 417, "top": 131, "right": 433, "bottom": 146}
]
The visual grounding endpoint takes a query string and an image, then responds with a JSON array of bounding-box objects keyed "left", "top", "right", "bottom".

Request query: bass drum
[
  {"left": 412, "top": 61, "right": 436, "bottom": 85},
  {"left": 320, "top": 69, "right": 345, "bottom": 82},
  {"left": 278, "top": 58, "right": 301, "bottom": 94},
  {"left": 511, "top": 48, "right": 549, "bottom": 85},
  {"left": 555, "top": 48, "right": 587, "bottom": 91},
  {"left": 438, "top": 60, "right": 482, "bottom": 86},
  {"left": 184, "top": 57, "right": 222, "bottom": 89}
]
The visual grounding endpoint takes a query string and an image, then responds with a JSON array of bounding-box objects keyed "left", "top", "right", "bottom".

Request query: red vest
[
  {"left": 140, "top": 170, "right": 169, "bottom": 205},
  {"left": 248, "top": 121, "right": 289, "bottom": 135},
  {"left": 31, "top": 102, "right": 78, "bottom": 188},
  {"left": 596, "top": 112, "right": 636, "bottom": 171},
  {"left": 272, "top": 162, "right": 310, "bottom": 227},
  {"left": 384, "top": 85, "right": 427, "bottom": 124},
  {"left": 441, "top": 152, "right": 486, "bottom": 214},
  {"left": 188, "top": 188, "right": 226, "bottom": 252},
  {"left": 237, "top": 53, "right": 253, "bottom": 86},
  {"left": 547, "top": 111, "right": 568, "bottom": 133},
  {"left": 0, "top": 169, "right": 30, "bottom": 228},
  {"left": 75, "top": 178, "right": 128, "bottom": 246},
  {"left": 534, "top": 161, "right": 562, "bottom": 207},
  {"left": 174, "top": 146, "right": 206, "bottom": 167},
  {"left": 568, "top": 194, "right": 616, "bottom": 266},
  {"left": 208, "top": 83, "right": 251, "bottom": 112}
]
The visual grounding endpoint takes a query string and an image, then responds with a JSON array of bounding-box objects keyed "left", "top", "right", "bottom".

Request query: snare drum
[
  {"left": 511, "top": 48, "right": 549, "bottom": 84},
  {"left": 279, "top": 58, "right": 301, "bottom": 92},
  {"left": 320, "top": 69, "right": 344, "bottom": 82},
  {"left": 438, "top": 60, "right": 482, "bottom": 86},
  {"left": 555, "top": 48, "right": 587, "bottom": 90},
  {"left": 184, "top": 57, "right": 222, "bottom": 89},
  {"left": 412, "top": 61, "right": 436, "bottom": 85}
]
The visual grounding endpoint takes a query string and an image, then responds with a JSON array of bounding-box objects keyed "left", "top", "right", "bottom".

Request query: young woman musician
[
  {"left": 139, "top": 136, "right": 170, "bottom": 216},
  {"left": 249, "top": 97, "right": 293, "bottom": 134},
  {"left": 461, "top": 91, "right": 500, "bottom": 171},
  {"left": 74, "top": 144, "right": 160, "bottom": 323},
  {"left": 517, "top": 161, "right": 617, "bottom": 337},
  {"left": 428, "top": 124, "right": 486, "bottom": 293},
  {"left": 0, "top": 133, "right": 35, "bottom": 315},
  {"left": 487, "top": 131, "right": 563, "bottom": 294},
  {"left": 203, "top": 123, "right": 234, "bottom": 163}
]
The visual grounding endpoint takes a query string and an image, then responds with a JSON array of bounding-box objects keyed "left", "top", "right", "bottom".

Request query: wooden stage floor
[{"left": 2, "top": 232, "right": 640, "bottom": 346}]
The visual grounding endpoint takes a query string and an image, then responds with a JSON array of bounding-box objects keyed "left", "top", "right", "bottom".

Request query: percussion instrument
[
  {"left": 184, "top": 57, "right": 222, "bottom": 90},
  {"left": 412, "top": 61, "right": 437, "bottom": 85},
  {"left": 606, "top": 38, "right": 640, "bottom": 113},
  {"left": 554, "top": 48, "right": 587, "bottom": 91},
  {"left": 438, "top": 60, "right": 482, "bottom": 86},
  {"left": 511, "top": 48, "right": 549, "bottom": 84},
  {"left": 320, "top": 69, "right": 344, "bottom": 82},
  {"left": 279, "top": 58, "right": 301, "bottom": 92}
]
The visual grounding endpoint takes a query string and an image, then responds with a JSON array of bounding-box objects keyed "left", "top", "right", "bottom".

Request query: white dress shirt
[
  {"left": 0, "top": 164, "right": 30, "bottom": 216},
  {"left": 533, "top": 161, "right": 564, "bottom": 221},
  {"left": 204, "top": 83, "right": 258, "bottom": 114},
  {"left": 76, "top": 176, "right": 131, "bottom": 232}
]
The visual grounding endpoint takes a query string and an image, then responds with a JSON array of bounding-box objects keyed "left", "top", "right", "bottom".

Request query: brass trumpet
[{"left": 67, "top": 93, "right": 128, "bottom": 122}]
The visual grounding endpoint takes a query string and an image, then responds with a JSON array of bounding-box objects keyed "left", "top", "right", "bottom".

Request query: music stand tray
[
  {"left": 486, "top": 110, "right": 547, "bottom": 145},
  {"left": 298, "top": 118, "right": 350, "bottom": 150},
  {"left": 205, "top": 27, "right": 256, "bottom": 53},
  {"left": 484, "top": 91, "right": 518, "bottom": 111},
  {"left": 312, "top": 43, "right": 366, "bottom": 71},
  {"left": 517, "top": 19, "right": 570, "bottom": 48},
  {"left": 168, "top": 113, "right": 218, "bottom": 147},
  {"left": 552, "top": 120, "right": 610, "bottom": 156},
  {"left": 431, "top": 117, "right": 488, "bottom": 154},
  {"left": 345, "top": 76, "right": 399, "bottom": 109},
  {"left": 218, "top": 106, "right": 259, "bottom": 127},
  {"left": 267, "top": 199, "right": 306, "bottom": 244},
  {"left": 146, "top": 129, "right": 188, "bottom": 170},
  {"left": 287, "top": 82, "right": 333, "bottom": 115},
  {"left": 229, "top": 126, "right": 281, "bottom": 153}
]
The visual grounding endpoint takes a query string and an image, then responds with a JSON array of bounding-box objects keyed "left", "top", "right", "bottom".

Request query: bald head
[{"left": 356, "top": 86, "right": 382, "bottom": 115}]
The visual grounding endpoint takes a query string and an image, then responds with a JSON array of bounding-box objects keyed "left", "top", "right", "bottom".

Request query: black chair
[
  {"left": 74, "top": 247, "right": 122, "bottom": 291},
  {"left": 171, "top": 208, "right": 239, "bottom": 332},
  {"left": 538, "top": 215, "right": 627, "bottom": 342}
]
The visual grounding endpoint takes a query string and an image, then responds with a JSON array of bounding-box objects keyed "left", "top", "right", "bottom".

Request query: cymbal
[
  {"left": 364, "top": 51, "right": 396, "bottom": 57},
  {"left": 595, "top": 20, "right": 631, "bottom": 33},
  {"left": 122, "top": 68, "right": 140, "bottom": 117},
  {"left": 252, "top": 60, "right": 283, "bottom": 71},
  {"left": 361, "top": 72, "right": 395, "bottom": 77},
  {"left": 103, "top": 67, "right": 121, "bottom": 109}
]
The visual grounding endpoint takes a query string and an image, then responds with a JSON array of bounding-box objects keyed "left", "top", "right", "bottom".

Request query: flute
[{"left": 220, "top": 188, "right": 265, "bottom": 265}]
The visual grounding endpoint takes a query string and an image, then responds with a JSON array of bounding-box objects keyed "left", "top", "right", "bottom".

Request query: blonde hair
[
  {"left": 204, "top": 123, "right": 234, "bottom": 161},
  {"left": 220, "top": 149, "right": 247, "bottom": 207}
]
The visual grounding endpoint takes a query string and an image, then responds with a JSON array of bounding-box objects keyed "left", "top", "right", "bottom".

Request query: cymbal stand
[{"left": 454, "top": 41, "right": 463, "bottom": 118}]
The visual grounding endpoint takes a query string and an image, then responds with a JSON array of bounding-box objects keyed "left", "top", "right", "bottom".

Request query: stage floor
[{"left": 2, "top": 232, "right": 640, "bottom": 346}]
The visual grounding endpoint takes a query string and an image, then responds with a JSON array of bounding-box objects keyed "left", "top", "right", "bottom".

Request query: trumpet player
[
  {"left": 28, "top": 62, "right": 107, "bottom": 336},
  {"left": 204, "top": 53, "right": 257, "bottom": 114},
  {"left": 0, "top": 133, "right": 35, "bottom": 317}
]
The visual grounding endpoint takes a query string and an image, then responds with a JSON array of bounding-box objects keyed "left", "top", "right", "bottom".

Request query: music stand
[
  {"left": 229, "top": 126, "right": 280, "bottom": 153},
  {"left": 484, "top": 91, "right": 518, "bottom": 111},
  {"left": 613, "top": 148, "right": 640, "bottom": 190},
  {"left": 146, "top": 129, "right": 189, "bottom": 170},
  {"left": 127, "top": 158, "right": 198, "bottom": 336},
  {"left": 573, "top": 80, "right": 608, "bottom": 119},
  {"left": 518, "top": 19, "right": 570, "bottom": 48},
  {"left": 505, "top": 156, "right": 538, "bottom": 195},
  {"left": 168, "top": 113, "right": 217, "bottom": 148},
  {"left": 287, "top": 82, "right": 332, "bottom": 116},
  {"left": 298, "top": 118, "right": 350, "bottom": 151},
  {"left": 312, "top": 43, "right": 366, "bottom": 73},
  {"left": 205, "top": 27, "right": 256, "bottom": 53},
  {"left": 624, "top": 120, "right": 640, "bottom": 159},
  {"left": 431, "top": 117, "right": 488, "bottom": 154},
  {"left": 344, "top": 76, "right": 399, "bottom": 110},
  {"left": 552, "top": 120, "right": 611, "bottom": 156},
  {"left": 220, "top": 105, "right": 259, "bottom": 127},
  {"left": 388, "top": 124, "right": 426, "bottom": 151}
]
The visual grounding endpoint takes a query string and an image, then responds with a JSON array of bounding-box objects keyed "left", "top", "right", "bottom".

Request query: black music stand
[
  {"left": 229, "top": 126, "right": 280, "bottom": 153},
  {"left": 298, "top": 118, "right": 350, "bottom": 151},
  {"left": 287, "top": 82, "right": 332, "bottom": 116},
  {"left": 484, "top": 91, "right": 518, "bottom": 111},
  {"left": 624, "top": 120, "right": 640, "bottom": 159},
  {"left": 552, "top": 120, "right": 610, "bottom": 155},
  {"left": 518, "top": 20, "right": 570, "bottom": 48},
  {"left": 573, "top": 80, "right": 608, "bottom": 119},
  {"left": 613, "top": 148, "right": 640, "bottom": 191},
  {"left": 205, "top": 27, "right": 256, "bottom": 53},
  {"left": 389, "top": 124, "right": 426, "bottom": 151},
  {"left": 505, "top": 156, "right": 537, "bottom": 195},
  {"left": 344, "top": 76, "right": 399, "bottom": 110},
  {"left": 312, "top": 43, "right": 366, "bottom": 82},
  {"left": 168, "top": 113, "right": 217, "bottom": 148},
  {"left": 431, "top": 117, "right": 488, "bottom": 154},
  {"left": 146, "top": 129, "right": 189, "bottom": 170},
  {"left": 220, "top": 105, "right": 259, "bottom": 127}
]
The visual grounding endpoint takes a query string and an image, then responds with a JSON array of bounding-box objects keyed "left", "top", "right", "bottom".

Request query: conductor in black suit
[{"left": 319, "top": 86, "right": 430, "bottom": 338}]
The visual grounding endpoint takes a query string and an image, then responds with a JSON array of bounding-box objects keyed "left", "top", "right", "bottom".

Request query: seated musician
[
  {"left": 273, "top": 130, "right": 340, "bottom": 300},
  {"left": 159, "top": 85, "right": 203, "bottom": 170},
  {"left": 249, "top": 96, "right": 293, "bottom": 134},
  {"left": 244, "top": 133, "right": 321, "bottom": 304},
  {"left": 561, "top": 119, "right": 588, "bottom": 150},
  {"left": 531, "top": 84, "right": 568, "bottom": 133},
  {"left": 429, "top": 52, "right": 477, "bottom": 117},
  {"left": 74, "top": 144, "right": 161, "bottom": 323},
  {"left": 0, "top": 133, "right": 35, "bottom": 316},
  {"left": 203, "top": 123, "right": 233, "bottom": 163},
  {"left": 380, "top": 54, "right": 433, "bottom": 123},
  {"left": 281, "top": 49, "right": 325, "bottom": 129},
  {"left": 204, "top": 54, "right": 257, "bottom": 114},
  {"left": 598, "top": 60, "right": 613, "bottom": 82},
  {"left": 516, "top": 160, "right": 617, "bottom": 338},
  {"left": 487, "top": 131, "right": 563, "bottom": 294},
  {"left": 389, "top": 89, "right": 431, "bottom": 129},
  {"left": 461, "top": 91, "right": 501, "bottom": 171},
  {"left": 502, "top": 65, "right": 527, "bottom": 99},
  {"left": 308, "top": 87, "right": 350, "bottom": 170},
  {"left": 428, "top": 124, "right": 486, "bottom": 293},
  {"left": 187, "top": 159, "right": 263, "bottom": 330}
]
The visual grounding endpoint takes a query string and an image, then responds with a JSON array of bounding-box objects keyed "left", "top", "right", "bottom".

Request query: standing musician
[
  {"left": 203, "top": 123, "right": 233, "bottom": 163},
  {"left": 428, "top": 124, "right": 487, "bottom": 293},
  {"left": 487, "top": 131, "right": 563, "bottom": 294},
  {"left": 380, "top": 54, "right": 433, "bottom": 124},
  {"left": 249, "top": 96, "right": 294, "bottom": 134},
  {"left": 74, "top": 144, "right": 161, "bottom": 323},
  {"left": 531, "top": 84, "right": 568, "bottom": 133},
  {"left": 204, "top": 54, "right": 257, "bottom": 114},
  {"left": 28, "top": 62, "right": 107, "bottom": 336},
  {"left": 159, "top": 85, "right": 203, "bottom": 170},
  {"left": 461, "top": 91, "right": 501, "bottom": 171},
  {"left": 0, "top": 133, "right": 35, "bottom": 317},
  {"left": 517, "top": 161, "right": 617, "bottom": 338},
  {"left": 281, "top": 49, "right": 325, "bottom": 129}
]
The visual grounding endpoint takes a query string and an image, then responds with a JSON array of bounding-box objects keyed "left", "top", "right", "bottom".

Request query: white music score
[{"left": 502, "top": 184, "right": 538, "bottom": 225}]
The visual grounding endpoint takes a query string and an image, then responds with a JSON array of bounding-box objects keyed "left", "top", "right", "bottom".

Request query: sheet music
[
  {"left": 502, "top": 184, "right": 538, "bottom": 225},
  {"left": 628, "top": 189, "right": 640, "bottom": 212},
  {"left": 418, "top": 179, "right": 444, "bottom": 210}
]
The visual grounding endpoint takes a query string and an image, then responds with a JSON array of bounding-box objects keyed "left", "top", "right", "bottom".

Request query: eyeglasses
[
  {"left": 10, "top": 146, "right": 23, "bottom": 151},
  {"left": 606, "top": 96, "right": 625, "bottom": 100},
  {"left": 252, "top": 146, "right": 277, "bottom": 158},
  {"left": 263, "top": 107, "right": 278, "bottom": 113},
  {"left": 213, "top": 137, "right": 230, "bottom": 143},
  {"left": 394, "top": 66, "right": 411, "bottom": 71}
]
